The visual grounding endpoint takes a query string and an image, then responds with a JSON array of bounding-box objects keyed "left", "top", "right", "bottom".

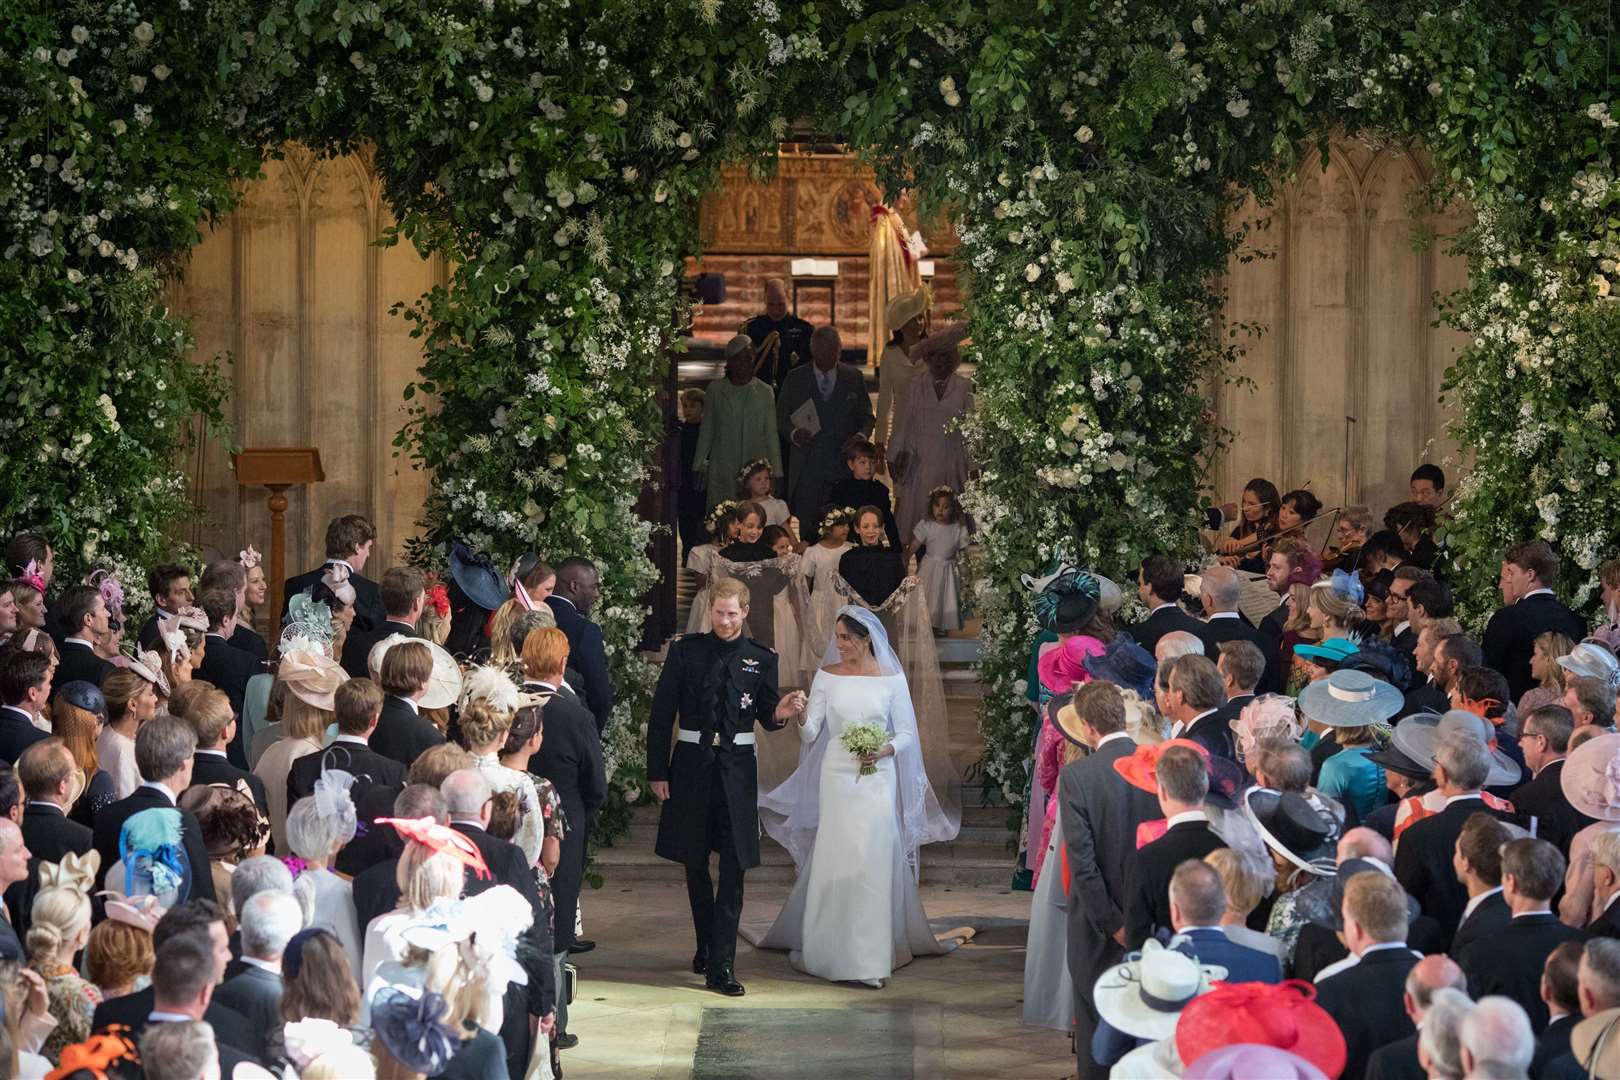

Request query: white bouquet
[{"left": 839, "top": 722, "right": 889, "bottom": 779}]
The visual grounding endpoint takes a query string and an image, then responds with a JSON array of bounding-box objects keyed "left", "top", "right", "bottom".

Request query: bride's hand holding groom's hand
[{"left": 857, "top": 744, "right": 895, "bottom": 767}]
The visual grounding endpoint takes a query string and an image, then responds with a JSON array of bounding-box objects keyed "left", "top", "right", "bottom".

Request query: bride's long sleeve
[
  {"left": 799, "top": 676, "right": 828, "bottom": 743},
  {"left": 886, "top": 677, "right": 917, "bottom": 758}
]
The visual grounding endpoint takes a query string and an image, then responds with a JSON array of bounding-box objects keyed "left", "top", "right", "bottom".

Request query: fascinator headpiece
[
  {"left": 98, "top": 892, "right": 164, "bottom": 933},
  {"left": 459, "top": 664, "right": 520, "bottom": 713},
  {"left": 371, "top": 987, "right": 458, "bottom": 1074},
  {"left": 88, "top": 569, "right": 125, "bottom": 620},
  {"left": 44, "top": 1031, "right": 139, "bottom": 1080},
  {"left": 378, "top": 817, "right": 491, "bottom": 880},
  {"left": 237, "top": 546, "right": 263, "bottom": 570}
]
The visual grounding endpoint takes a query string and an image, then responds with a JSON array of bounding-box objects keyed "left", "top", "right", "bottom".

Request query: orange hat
[{"left": 1113, "top": 738, "right": 1210, "bottom": 795}]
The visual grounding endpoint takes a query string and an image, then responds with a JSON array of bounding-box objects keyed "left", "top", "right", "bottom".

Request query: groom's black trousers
[{"left": 685, "top": 758, "right": 745, "bottom": 975}]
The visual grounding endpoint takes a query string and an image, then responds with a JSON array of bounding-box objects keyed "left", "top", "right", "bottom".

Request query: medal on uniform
[{"left": 739, "top": 692, "right": 754, "bottom": 711}]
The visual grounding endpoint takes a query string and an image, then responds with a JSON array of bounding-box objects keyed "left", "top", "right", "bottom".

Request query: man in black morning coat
[
  {"left": 1481, "top": 540, "right": 1587, "bottom": 703},
  {"left": 647, "top": 580, "right": 804, "bottom": 996},
  {"left": 1058, "top": 685, "right": 1161, "bottom": 1080},
  {"left": 1126, "top": 555, "right": 1217, "bottom": 657}
]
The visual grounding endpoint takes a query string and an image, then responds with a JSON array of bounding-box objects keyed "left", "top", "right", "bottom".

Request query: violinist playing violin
[{"left": 1215, "top": 478, "right": 1280, "bottom": 573}]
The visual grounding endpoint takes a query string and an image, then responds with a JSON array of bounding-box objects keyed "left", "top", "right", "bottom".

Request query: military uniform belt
[{"left": 676, "top": 729, "right": 757, "bottom": 748}]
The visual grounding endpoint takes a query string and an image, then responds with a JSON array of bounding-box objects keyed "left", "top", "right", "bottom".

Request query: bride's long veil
[{"left": 759, "top": 605, "right": 961, "bottom": 877}]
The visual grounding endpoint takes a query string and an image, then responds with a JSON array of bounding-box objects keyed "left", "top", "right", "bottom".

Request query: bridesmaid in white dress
[
  {"left": 755, "top": 606, "right": 960, "bottom": 986},
  {"left": 906, "top": 489, "right": 971, "bottom": 632}
]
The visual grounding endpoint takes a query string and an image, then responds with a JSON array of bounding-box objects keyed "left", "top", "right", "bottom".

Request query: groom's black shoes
[
  {"left": 705, "top": 968, "right": 746, "bottom": 996},
  {"left": 692, "top": 950, "right": 708, "bottom": 975}
]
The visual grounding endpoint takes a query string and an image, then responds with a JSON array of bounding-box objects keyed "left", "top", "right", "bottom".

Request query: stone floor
[{"left": 557, "top": 880, "right": 1073, "bottom": 1079}]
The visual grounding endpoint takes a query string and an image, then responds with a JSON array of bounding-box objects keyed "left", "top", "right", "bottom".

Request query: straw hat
[
  {"left": 1568, "top": 1007, "right": 1620, "bottom": 1079},
  {"left": 1296, "top": 669, "right": 1402, "bottom": 728},
  {"left": 1388, "top": 709, "right": 1521, "bottom": 788},
  {"left": 1562, "top": 732, "right": 1620, "bottom": 822},
  {"left": 1093, "top": 941, "right": 1226, "bottom": 1041},
  {"left": 368, "top": 634, "right": 464, "bottom": 710},
  {"left": 279, "top": 649, "right": 348, "bottom": 711},
  {"left": 884, "top": 287, "right": 929, "bottom": 335}
]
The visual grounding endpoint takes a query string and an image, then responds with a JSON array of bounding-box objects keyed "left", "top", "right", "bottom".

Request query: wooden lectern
[{"left": 234, "top": 448, "right": 324, "bottom": 632}]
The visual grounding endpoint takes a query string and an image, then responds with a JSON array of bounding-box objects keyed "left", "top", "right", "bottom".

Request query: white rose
[
  {"left": 1075, "top": 125, "right": 1093, "bottom": 143},
  {"left": 556, "top": 190, "right": 575, "bottom": 208},
  {"left": 476, "top": 83, "right": 494, "bottom": 103},
  {"left": 71, "top": 25, "right": 89, "bottom": 44},
  {"left": 98, "top": 240, "right": 114, "bottom": 257},
  {"left": 1226, "top": 97, "right": 1250, "bottom": 118},
  {"left": 111, "top": 119, "right": 127, "bottom": 136},
  {"left": 943, "top": 90, "right": 961, "bottom": 107},
  {"left": 130, "top": 75, "right": 146, "bottom": 93},
  {"left": 66, "top": 269, "right": 83, "bottom": 284},
  {"left": 133, "top": 21, "right": 155, "bottom": 44},
  {"left": 612, "top": 98, "right": 628, "bottom": 116},
  {"left": 660, "top": 259, "right": 675, "bottom": 276},
  {"left": 1168, "top": 41, "right": 1186, "bottom": 60},
  {"left": 1025, "top": 263, "right": 1041, "bottom": 282},
  {"left": 622, "top": 166, "right": 638, "bottom": 181},
  {"left": 152, "top": 64, "right": 171, "bottom": 80},
  {"left": 676, "top": 131, "right": 693, "bottom": 148},
  {"left": 653, "top": 185, "right": 667, "bottom": 203}
]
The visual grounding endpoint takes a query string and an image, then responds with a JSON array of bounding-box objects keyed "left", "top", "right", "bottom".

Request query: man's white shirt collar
[
  {"left": 1520, "top": 588, "right": 1555, "bottom": 602},
  {"left": 242, "top": 956, "right": 282, "bottom": 975},
  {"left": 1097, "top": 731, "right": 1134, "bottom": 749},
  {"left": 139, "top": 782, "right": 176, "bottom": 805},
  {"left": 1394, "top": 620, "right": 1411, "bottom": 636},
  {"left": 393, "top": 695, "right": 420, "bottom": 714},
  {"left": 1150, "top": 602, "right": 1177, "bottom": 615},
  {"left": 1462, "top": 885, "right": 1503, "bottom": 923},
  {"left": 196, "top": 748, "right": 227, "bottom": 759},
  {"left": 65, "top": 636, "right": 95, "bottom": 649},
  {"left": 333, "top": 734, "right": 369, "bottom": 747},
  {"left": 1443, "top": 792, "right": 1484, "bottom": 809},
  {"left": 1166, "top": 809, "right": 1209, "bottom": 829},
  {"left": 1206, "top": 611, "right": 1240, "bottom": 621}
]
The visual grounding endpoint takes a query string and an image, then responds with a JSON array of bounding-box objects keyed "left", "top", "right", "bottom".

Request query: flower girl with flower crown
[{"left": 904, "top": 487, "right": 972, "bottom": 633}]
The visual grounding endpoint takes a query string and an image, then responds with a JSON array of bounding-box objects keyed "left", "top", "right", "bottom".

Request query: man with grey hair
[
  {"left": 91, "top": 715, "right": 215, "bottom": 901},
  {"left": 1154, "top": 629, "right": 1204, "bottom": 662},
  {"left": 1367, "top": 954, "right": 1469, "bottom": 1080},
  {"left": 1416, "top": 987, "right": 1474, "bottom": 1080},
  {"left": 225, "top": 855, "right": 294, "bottom": 979},
  {"left": 1584, "top": 827, "right": 1620, "bottom": 939},
  {"left": 1156, "top": 654, "right": 1231, "bottom": 760},
  {"left": 355, "top": 784, "right": 448, "bottom": 930},
  {"left": 777, "top": 323, "right": 873, "bottom": 542},
  {"left": 1395, "top": 730, "right": 1508, "bottom": 941},
  {"left": 693, "top": 331, "right": 782, "bottom": 514},
  {"left": 1458, "top": 996, "right": 1535, "bottom": 1078},
  {"left": 1200, "top": 565, "right": 1281, "bottom": 692},
  {"left": 445, "top": 768, "right": 555, "bottom": 1072},
  {"left": 138, "top": 1019, "right": 221, "bottom": 1080},
  {"left": 214, "top": 890, "right": 303, "bottom": 1060}
]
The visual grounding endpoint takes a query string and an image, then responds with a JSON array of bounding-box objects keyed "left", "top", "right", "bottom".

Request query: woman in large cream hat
[
  {"left": 254, "top": 644, "right": 349, "bottom": 851},
  {"left": 874, "top": 286, "right": 929, "bottom": 456}
]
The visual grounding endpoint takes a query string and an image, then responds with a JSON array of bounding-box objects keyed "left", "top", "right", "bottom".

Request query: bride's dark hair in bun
[{"left": 836, "top": 613, "right": 872, "bottom": 647}]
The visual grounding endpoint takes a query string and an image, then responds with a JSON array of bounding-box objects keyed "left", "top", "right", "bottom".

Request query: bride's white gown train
[{"left": 752, "top": 671, "right": 956, "bottom": 982}]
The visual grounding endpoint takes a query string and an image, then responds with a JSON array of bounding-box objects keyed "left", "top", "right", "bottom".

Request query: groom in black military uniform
[{"left": 648, "top": 578, "right": 806, "bottom": 996}]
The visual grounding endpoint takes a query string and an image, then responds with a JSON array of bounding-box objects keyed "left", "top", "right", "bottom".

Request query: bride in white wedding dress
[{"left": 751, "top": 606, "right": 962, "bottom": 986}]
